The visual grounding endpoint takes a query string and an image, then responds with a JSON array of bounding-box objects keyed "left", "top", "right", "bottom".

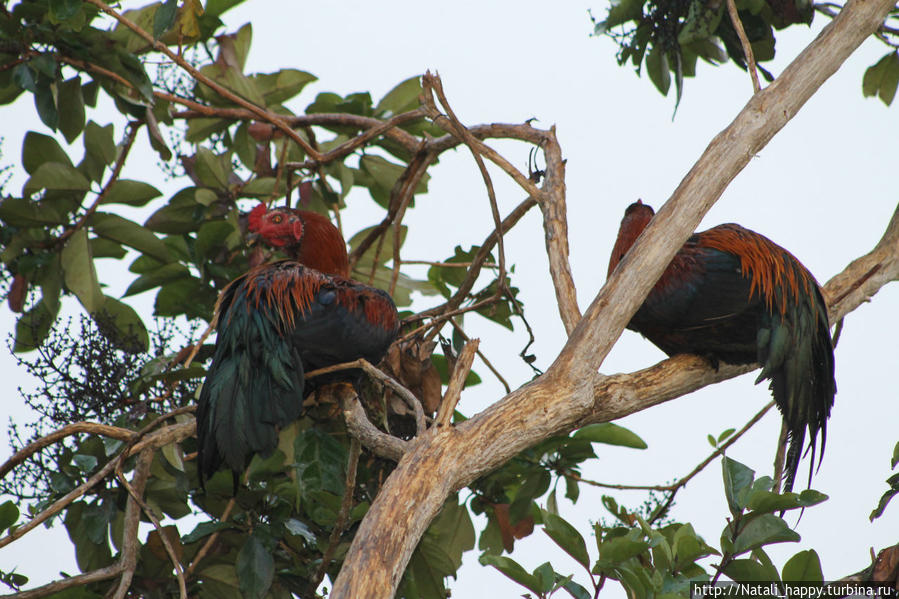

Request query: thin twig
[
  {"left": 0, "top": 422, "right": 134, "bottom": 480},
  {"left": 116, "top": 458, "right": 187, "bottom": 599},
  {"left": 727, "top": 0, "right": 762, "bottom": 93},
  {"left": 422, "top": 73, "right": 507, "bottom": 290},
  {"left": 185, "top": 498, "right": 237, "bottom": 579},
  {"left": 436, "top": 340, "right": 479, "bottom": 428}
]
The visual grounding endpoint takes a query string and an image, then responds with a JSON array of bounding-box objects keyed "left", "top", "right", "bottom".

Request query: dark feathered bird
[
  {"left": 197, "top": 204, "right": 399, "bottom": 487},
  {"left": 608, "top": 201, "right": 836, "bottom": 493}
]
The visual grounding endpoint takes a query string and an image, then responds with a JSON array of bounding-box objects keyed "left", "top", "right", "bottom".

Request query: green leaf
[
  {"left": 348, "top": 224, "right": 407, "bottom": 266},
  {"left": 573, "top": 423, "right": 647, "bottom": 449},
  {"left": 23, "top": 162, "right": 91, "bottom": 195},
  {"left": 34, "top": 81, "right": 59, "bottom": 131},
  {"left": 646, "top": 45, "right": 671, "bottom": 96},
  {"left": 862, "top": 52, "right": 899, "bottom": 106},
  {"left": 145, "top": 202, "right": 202, "bottom": 234},
  {"left": 595, "top": 0, "right": 645, "bottom": 34},
  {"left": 723, "top": 457, "right": 755, "bottom": 515},
  {"left": 194, "top": 147, "right": 231, "bottom": 189},
  {"left": 0, "top": 501, "right": 19, "bottom": 532},
  {"left": 182, "top": 521, "right": 233, "bottom": 544},
  {"left": 236, "top": 535, "right": 274, "bottom": 599},
  {"left": 49, "top": 0, "right": 83, "bottom": 22},
  {"left": 252, "top": 69, "right": 317, "bottom": 105},
  {"left": 597, "top": 531, "right": 650, "bottom": 564},
  {"left": 747, "top": 488, "right": 827, "bottom": 514},
  {"left": 782, "top": 549, "right": 822, "bottom": 582},
  {"left": 542, "top": 511, "right": 590, "bottom": 568},
  {"left": 90, "top": 212, "right": 170, "bottom": 262},
  {"left": 185, "top": 117, "right": 231, "bottom": 143},
  {"left": 240, "top": 177, "right": 277, "bottom": 198},
  {"left": 101, "top": 180, "right": 162, "bottom": 206},
  {"left": 90, "top": 238, "right": 127, "bottom": 259},
  {"left": 124, "top": 263, "right": 190, "bottom": 297},
  {"left": 478, "top": 554, "right": 542, "bottom": 595},
  {"left": 14, "top": 299, "right": 57, "bottom": 352},
  {"left": 58, "top": 76, "right": 86, "bottom": 143},
  {"left": 375, "top": 75, "right": 422, "bottom": 116},
  {"left": 23, "top": 131, "right": 72, "bottom": 174},
  {"left": 154, "top": 0, "right": 178, "bottom": 39},
  {"left": 61, "top": 229, "right": 104, "bottom": 313},
  {"left": 93, "top": 296, "right": 149, "bottom": 353},
  {"left": 428, "top": 496, "right": 476, "bottom": 570},
  {"left": 724, "top": 558, "right": 778, "bottom": 581},
  {"left": 869, "top": 472, "right": 899, "bottom": 521},
  {"left": 563, "top": 579, "right": 593, "bottom": 599},
  {"left": 155, "top": 278, "right": 216, "bottom": 320},
  {"left": 205, "top": 0, "right": 246, "bottom": 18},
  {"left": 196, "top": 220, "right": 237, "bottom": 259},
  {"left": 729, "top": 514, "right": 800, "bottom": 556},
  {"left": 82, "top": 121, "right": 116, "bottom": 180},
  {"left": 0, "top": 197, "right": 64, "bottom": 227}
]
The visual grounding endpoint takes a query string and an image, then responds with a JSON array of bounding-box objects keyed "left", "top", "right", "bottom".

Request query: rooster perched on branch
[
  {"left": 197, "top": 204, "right": 399, "bottom": 487},
  {"left": 608, "top": 201, "right": 836, "bottom": 492}
]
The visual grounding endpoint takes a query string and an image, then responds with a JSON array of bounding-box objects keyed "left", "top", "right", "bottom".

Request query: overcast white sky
[{"left": 2, "top": 1, "right": 898, "bottom": 595}]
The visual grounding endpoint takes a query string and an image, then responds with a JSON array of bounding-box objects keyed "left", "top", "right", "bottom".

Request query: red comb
[{"left": 247, "top": 204, "right": 267, "bottom": 232}]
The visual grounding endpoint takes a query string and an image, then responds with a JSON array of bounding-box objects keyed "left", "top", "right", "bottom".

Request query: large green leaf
[
  {"left": 236, "top": 534, "right": 274, "bottom": 599},
  {"left": 61, "top": 228, "right": 104, "bottom": 313},
  {"left": 573, "top": 423, "right": 647, "bottom": 449},
  {"left": 723, "top": 457, "right": 755, "bottom": 515},
  {"left": 375, "top": 75, "right": 422, "bottom": 116},
  {"left": 862, "top": 52, "right": 899, "bottom": 106},
  {"left": 252, "top": 69, "right": 317, "bottom": 105},
  {"left": 100, "top": 180, "right": 163, "bottom": 207},
  {"left": 0, "top": 501, "right": 19, "bottom": 533},
  {"left": 22, "top": 131, "right": 72, "bottom": 173},
  {"left": 23, "top": 162, "right": 91, "bottom": 195},
  {"left": 90, "top": 212, "right": 170, "bottom": 261},
  {"left": 124, "top": 263, "right": 190, "bottom": 297},
  {"left": 782, "top": 549, "right": 822, "bottom": 582},
  {"left": 542, "top": 511, "right": 590, "bottom": 568},
  {"left": 58, "top": 76, "right": 86, "bottom": 143},
  {"left": 13, "top": 299, "right": 58, "bottom": 353},
  {"left": 728, "top": 514, "right": 800, "bottom": 556},
  {"left": 478, "top": 554, "right": 542, "bottom": 595},
  {"left": 0, "top": 197, "right": 65, "bottom": 227}
]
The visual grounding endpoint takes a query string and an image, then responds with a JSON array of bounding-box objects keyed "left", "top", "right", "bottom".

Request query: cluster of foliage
[
  {"left": 0, "top": 0, "right": 897, "bottom": 598},
  {"left": 592, "top": 0, "right": 899, "bottom": 105}
]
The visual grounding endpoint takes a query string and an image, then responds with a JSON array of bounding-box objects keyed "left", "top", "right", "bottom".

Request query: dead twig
[
  {"left": 727, "top": 0, "right": 762, "bottom": 93},
  {"left": 435, "top": 340, "right": 479, "bottom": 428},
  {"left": 185, "top": 497, "right": 236, "bottom": 579}
]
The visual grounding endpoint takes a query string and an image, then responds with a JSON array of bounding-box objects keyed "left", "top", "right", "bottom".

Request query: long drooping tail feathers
[
  {"left": 196, "top": 278, "right": 306, "bottom": 487},
  {"left": 755, "top": 273, "right": 835, "bottom": 493}
]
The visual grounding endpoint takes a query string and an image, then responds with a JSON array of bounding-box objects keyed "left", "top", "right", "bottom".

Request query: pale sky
[{"left": 1, "top": 1, "right": 898, "bottom": 595}]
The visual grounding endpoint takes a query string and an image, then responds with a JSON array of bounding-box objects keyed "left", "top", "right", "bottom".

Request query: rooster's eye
[{"left": 271, "top": 214, "right": 283, "bottom": 224}]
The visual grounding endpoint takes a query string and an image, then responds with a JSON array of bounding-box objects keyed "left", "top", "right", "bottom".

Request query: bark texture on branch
[{"left": 329, "top": 0, "right": 899, "bottom": 595}]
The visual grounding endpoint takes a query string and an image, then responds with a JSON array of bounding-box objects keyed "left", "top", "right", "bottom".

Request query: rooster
[
  {"left": 197, "top": 204, "right": 399, "bottom": 486},
  {"left": 608, "top": 201, "right": 836, "bottom": 492}
]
